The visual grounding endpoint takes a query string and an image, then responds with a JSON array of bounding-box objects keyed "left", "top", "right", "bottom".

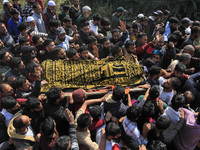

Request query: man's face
[
  {"left": 18, "top": 61, "right": 25, "bottom": 72},
  {"left": 34, "top": 102, "right": 43, "bottom": 112},
  {"left": 72, "top": 53, "right": 80, "bottom": 61},
  {"left": 64, "top": 21, "right": 72, "bottom": 28},
  {"left": 2, "top": 52, "right": 12, "bottom": 64},
  {"left": 11, "top": 103, "right": 21, "bottom": 114},
  {"left": 73, "top": 0, "right": 79, "bottom": 7},
  {"left": 33, "top": 65, "right": 43, "bottom": 76},
  {"left": 80, "top": 50, "right": 89, "bottom": 60},
  {"left": 112, "top": 32, "right": 121, "bottom": 41},
  {"left": 29, "top": 0, "right": 35, "bottom": 5},
  {"left": 58, "top": 33, "right": 66, "bottom": 42},
  {"left": 22, "top": 79, "right": 32, "bottom": 92},
  {"left": 162, "top": 78, "right": 172, "bottom": 90},
  {"left": 37, "top": 37, "right": 44, "bottom": 46},
  {"left": 91, "top": 40, "right": 98, "bottom": 47},
  {"left": 12, "top": 14, "right": 20, "bottom": 22},
  {"left": 81, "top": 25, "right": 90, "bottom": 36},
  {"left": 34, "top": 5, "right": 42, "bottom": 15},
  {"left": 156, "top": 38, "right": 165, "bottom": 48},
  {"left": 141, "top": 20, "right": 148, "bottom": 26},
  {"left": 174, "top": 70, "right": 183, "bottom": 78},
  {"left": 6, "top": 3, "right": 13, "bottom": 11},
  {"left": 117, "top": 49, "right": 123, "bottom": 57},
  {"left": 47, "top": 42, "right": 56, "bottom": 52},
  {"left": 139, "top": 36, "right": 147, "bottom": 45},
  {"left": 128, "top": 45, "right": 136, "bottom": 54},
  {"left": 29, "top": 20, "right": 36, "bottom": 28},
  {"left": 21, "top": 41, "right": 30, "bottom": 47},
  {"left": 152, "top": 54, "right": 161, "bottom": 63},
  {"left": 2, "top": 85, "right": 14, "bottom": 96},
  {"left": 170, "top": 23, "right": 178, "bottom": 31},
  {"left": 0, "top": 23, "right": 8, "bottom": 35},
  {"left": 48, "top": 6, "right": 55, "bottom": 11},
  {"left": 102, "top": 40, "right": 111, "bottom": 49},
  {"left": 57, "top": 49, "right": 66, "bottom": 59},
  {"left": 103, "top": 25, "right": 110, "bottom": 31},
  {"left": 13, "top": 0, "right": 19, "bottom": 6},
  {"left": 21, "top": 28, "right": 29, "bottom": 36}
]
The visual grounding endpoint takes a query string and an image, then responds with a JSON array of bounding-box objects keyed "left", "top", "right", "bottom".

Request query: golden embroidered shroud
[{"left": 41, "top": 57, "right": 144, "bottom": 92}]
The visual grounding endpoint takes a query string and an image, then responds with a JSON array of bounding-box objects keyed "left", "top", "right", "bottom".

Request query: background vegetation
[{"left": 0, "top": 0, "right": 199, "bottom": 22}]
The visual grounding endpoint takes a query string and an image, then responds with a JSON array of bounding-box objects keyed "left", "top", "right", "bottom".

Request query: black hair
[
  {"left": 174, "top": 63, "right": 186, "bottom": 73},
  {"left": 171, "top": 77, "right": 181, "bottom": 89},
  {"left": 33, "top": 2, "right": 40, "bottom": 9},
  {"left": 156, "top": 116, "right": 171, "bottom": 130},
  {"left": 78, "top": 45, "right": 88, "bottom": 53},
  {"left": 17, "top": 22, "right": 28, "bottom": 32},
  {"left": 99, "top": 37, "right": 109, "bottom": 44},
  {"left": 142, "top": 101, "right": 156, "bottom": 118},
  {"left": 101, "top": 17, "right": 110, "bottom": 26},
  {"left": 21, "top": 46, "right": 35, "bottom": 55},
  {"left": 149, "top": 85, "right": 160, "bottom": 99},
  {"left": 19, "top": 37, "right": 29, "bottom": 45},
  {"left": 62, "top": 5, "right": 70, "bottom": 11},
  {"left": 77, "top": 113, "right": 91, "bottom": 128},
  {"left": 163, "top": 10, "right": 170, "bottom": 16},
  {"left": 93, "top": 13, "right": 102, "bottom": 21},
  {"left": 43, "top": 39, "right": 53, "bottom": 48},
  {"left": 172, "top": 31, "right": 182, "bottom": 40},
  {"left": 112, "top": 28, "right": 120, "bottom": 34},
  {"left": 63, "top": 16, "right": 72, "bottom": 23},
  {"left": 49, "top": 19, "right": 61, "bottom": 28},
  {"left": 13, "top": 116, "right": 26, "bottom": 129},
  {"left": 86, "top": 36, "right": 97, "bottom": 44},
  {"left": 81, "top": 21, "right": 90, "bottom": 28},
  {"left": 66, "top": 48, "right": 77, "bottom": 58},
  {"left": 111, "top": 45, "right": 122, "bottom": 57},
  {"left": 132, "top": 22, "right": 138, "bottom": 29},
  {"left": 32, "top": 35, "right": 41, "bottom": 44},
  {"left": 137, "top": 33, "right": 147, "bottom": 39},
  {"left": 10, "top": 8, "right": 20, "bottom": 15},
  {"left": 143, "top": 58, "right": 156, "bottom": 69},
  {"left": 171, "top": 94, "right": 185, "bottom": 110},
  {"left": 192, "top": 21, "right": 200, "bottom": 27},
  {"left": 25, "top": 97, "right": 40, "bottom": 110},
  {"left": 148, "top": 65, "right": 161, "bottom": 77},
  {"left": 168, "top": 34, "right": 179, "bottom": 43},
  {"left": 89, "top": 105, "right": 102, "bottom": 121},
  {"left": 55, "top": 135, "right": 70, "bottom": 150},
  {"left": 41, "top": 117, "right": 55, "bottom": 136},
  {"left": 140, "top": 16, "right": 149, "bottom": 22},
  {"left": 169, "top": 17, "right": 179, "bottom": 24},
  {"left": 113, "top": 85, "right": 125, "bottom": 101},
  {"left": 126, "top": 23, "right": 132, "bottom": 30},
  {"left": 9, "top": 57, "right": 22, "bottom": 69},
  {"left": 13, "top": 76, "right": 27, "bottom": 88},
  {"left": 148, "top": 140, "right": 167, "bottom": 150},
  {"left": 191, "top": 26, "right": 200, "bottom": 35},
  {"left": 46, "top": 88, "right": 62, "bottom": 105},
  {"left": 1, "top": 96, "right": 17, "bottom": 109},
  {"left": 126, "top": 105, "right": 142, "bottom": 122},
  {"left": 27, "top": 61, "right": 40, "bottom": 73},
  {"left": 125, "top": 40, "right": 135, "bottom": 49},
  {"left": 105, "top": 122, "right": 121, "bottom": 137},
  {"left": 0, "top": 49, "right": 7, "bottom": 60},
  {"left": 55, "top": 47, "right": 64, "bottom": 55}
]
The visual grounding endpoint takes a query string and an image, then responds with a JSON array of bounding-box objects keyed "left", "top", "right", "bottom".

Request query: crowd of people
[{"left": 0, "top": 0, "right": 200, "bottom": 149}]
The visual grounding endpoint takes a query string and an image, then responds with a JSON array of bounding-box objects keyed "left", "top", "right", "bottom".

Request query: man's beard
[
  {"left": 103, "top": 47, "right": 111, "bottom": 52},
  {"left": 104, "top": 27, "right": 110, "bottom": 31},
  {"left": 59, "top": 37, "right": 65, "bottom": 42}
]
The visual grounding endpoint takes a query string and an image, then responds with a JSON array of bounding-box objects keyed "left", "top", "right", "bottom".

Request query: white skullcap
[
  {"left": 48, "top": 0, "right": 56, "bottom": 6},
  {"left": 26, "top": 16, "right": 35, "bottom": 22},
  {"left": 138, "top": 13, "right": 144, "bottom": 19},
  {"left": 3, "top": 0, "right": 9, "bottom": 5},
  {"left": 82, "top": 6, "right": 91, "bottom": 13}
]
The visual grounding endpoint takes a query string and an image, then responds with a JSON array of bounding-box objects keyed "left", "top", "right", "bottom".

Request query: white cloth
[
  {"left": 56, "top": 35, "right": 71, "bottom": 51},
  {"left": 32, "top": 12, "right": 47, "bottom": 33},
  {"left": 1, "top": 109, "right": 13, "bottom": 127},
  {"left": 89, "top": 20, "right": 98, "bottom": 35},
  {"left": 163, "top": 107, "right": 181, "bottom": 123}
]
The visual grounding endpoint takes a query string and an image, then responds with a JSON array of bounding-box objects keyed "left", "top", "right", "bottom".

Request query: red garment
[
  {"left": 89, "top": 119, "right": 104, "bottom": 131},
  {"left": 112, "top": 144, "right": 120, "bottom": 150},
  {"left": 36, "top": 0, "right": 44, "bottom": 12},
  {"left": 28, "top": 73, "right": 37, "bottom": 83},
  {"left": 165, "top": 72, "right": 188, "bottom": 84},
  {"left": 135, "top": 42, "right": 153, "bottom": 55}
]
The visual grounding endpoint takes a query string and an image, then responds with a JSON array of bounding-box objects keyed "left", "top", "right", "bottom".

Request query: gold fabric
[{"left": 41, "top": 57, "right": 144, "bottom": 92}]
